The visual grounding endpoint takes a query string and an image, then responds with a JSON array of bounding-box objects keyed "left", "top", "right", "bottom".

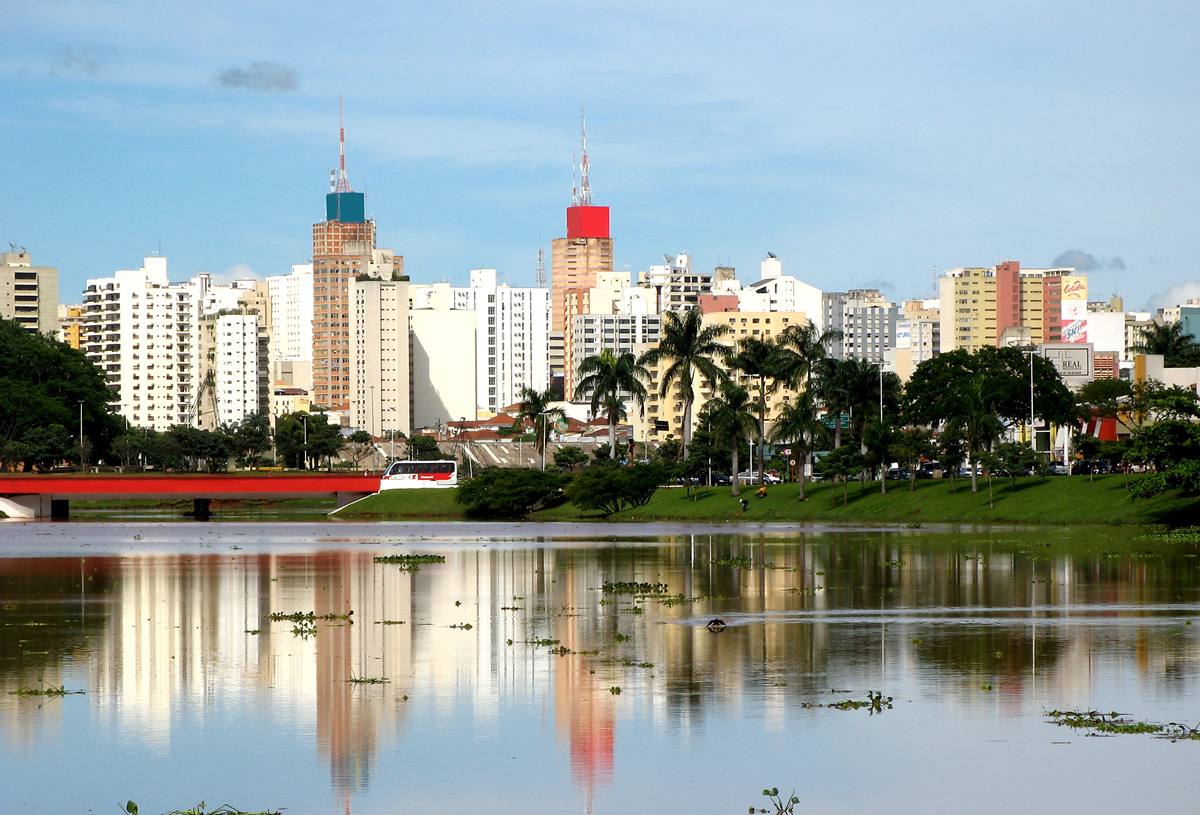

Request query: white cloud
[{"left": 1146, "top": 281, "right": 1200, "bottom": 311}]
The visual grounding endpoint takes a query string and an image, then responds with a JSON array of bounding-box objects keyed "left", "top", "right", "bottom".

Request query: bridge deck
[{"left": 0, "top": 473, "right": 381, "bottom": 501}]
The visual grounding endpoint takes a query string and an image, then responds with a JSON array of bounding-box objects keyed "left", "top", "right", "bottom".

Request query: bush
[
  {"left": 565, "top": 463, "right": 669, "bottom": 516},
  {"left": 454, "top": 468, "right": 567, "bottom": 517}
]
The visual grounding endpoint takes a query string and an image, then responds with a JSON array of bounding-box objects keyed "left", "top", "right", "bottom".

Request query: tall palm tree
[
  {"left": 707, "top": 382, "right": 758, "bottom": 497},
  {"left": 730, "top": 336, "right": 784, "bottom": 483},
  {"left": 946, "top": 377, "right": 1004, "bottom": 494},
  {"left": 1132, "top": 321, "right": 1200, "bottom": 367},
  {"left": 638, "top": 309, "right": 732, "bottom": 459},
  {"left": 513, "top": 386, "right": 565, "bottom": 470},
  {"left": 777, "top": 322, "right": 844, "bottom": 393},
  {"left": 770, "top": 390, "right": 827, "bottom": 501},
  {"left": 573, "top": 349, "right": 650, "bottom": 458}
]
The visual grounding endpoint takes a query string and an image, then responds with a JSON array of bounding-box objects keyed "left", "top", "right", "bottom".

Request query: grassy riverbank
[{"left": 337, "top": 473, "right": 1200, "bottom": 526}]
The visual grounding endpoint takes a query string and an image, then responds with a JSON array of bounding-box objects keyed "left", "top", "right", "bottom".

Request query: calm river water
[{"left": 1, "top": 520, "right": 1199, "bottom": 814}]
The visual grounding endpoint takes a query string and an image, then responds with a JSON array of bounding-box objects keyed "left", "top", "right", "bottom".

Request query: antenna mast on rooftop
[
  {"left": 578, "top": 107, "right": 592, "bottom": 206},
  {"left": 536, "top": 249, "right": 546, "bottom": 288},
  {"left": 333, "top": 96, "right": 352, "bottom": 194}
]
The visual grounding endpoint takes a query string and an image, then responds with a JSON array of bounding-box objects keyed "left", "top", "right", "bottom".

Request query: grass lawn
[{"left": 340, "top": 474, "right": 1200, "bottom": 526}]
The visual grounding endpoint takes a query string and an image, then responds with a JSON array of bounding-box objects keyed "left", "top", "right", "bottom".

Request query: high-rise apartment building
[
  {"left": 640, "top": 253, "right": 719, "bottom": 312},
  {"left": 350, "top": 277, "right": 411, "bottom": 438},
  {"left": 1, "top": 250, "right": 58, "bottom": 336},
  {"left": 736, "top": 256, "right": 824, "bottom": 329},
  {"left": 311, "top": 115, "right": 403, "bottom": 411},
  {"left": 81, "top": 257, "right": 208, "bottom": 431},
  {"left": 266, "top": 263, "right": 315, "bottom": 396},
  {"left": 938, "top": 262, "right": 1086, "bottom": 352},
  {"left": 822, "top": 289, "right": 898, "bottom": 362}
]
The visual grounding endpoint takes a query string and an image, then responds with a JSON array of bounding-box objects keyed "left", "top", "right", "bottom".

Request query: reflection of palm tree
[
  {"left": 1132, "top": 322, "right": 1200, "bottom": 367},
  {"left": 638, "top": 309, "right": 731, "bottom": 458},
  {"left": 707, "top": 382, "right": 758, "bottom": 497},
  {"left": 574, "top": 349, "right": 650, "bottom": 458},
  {"left": 771, "top": 390, "right": 826, "bottom": 501},
  {"left": 514, "top": 386, "right": 565, "bottom": 469},
  {"left": 730, "top": 336, "right": 782, "bottom": 484}
]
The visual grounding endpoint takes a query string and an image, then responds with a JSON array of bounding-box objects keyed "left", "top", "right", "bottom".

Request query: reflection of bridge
[{"left": 0, "top": 473, "right": 380, "bottom": 519}]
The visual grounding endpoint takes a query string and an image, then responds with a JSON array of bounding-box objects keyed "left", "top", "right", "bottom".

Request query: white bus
[{"left": 379, "top": 460, "right": 458, "bottom": 489}]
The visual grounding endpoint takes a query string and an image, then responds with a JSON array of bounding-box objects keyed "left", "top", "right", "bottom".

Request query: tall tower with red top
[{"left": 551, "top": 110, "right": 613, "bottom": 389}]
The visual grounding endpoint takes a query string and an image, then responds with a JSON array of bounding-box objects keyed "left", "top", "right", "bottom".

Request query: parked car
[
  {"left": 1049, "top": 462, "right": 1070, "bottom": 476},
  {"left": 710, "top": 472, "right": 732, "bottom": 486},
  {"left": 737, "top": 471, "right": 781, "bottom": 485}
]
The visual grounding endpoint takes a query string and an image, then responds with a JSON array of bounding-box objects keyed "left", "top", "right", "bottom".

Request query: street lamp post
[{"left": 78, "top": 401, "right": 85, "bottom": 472}]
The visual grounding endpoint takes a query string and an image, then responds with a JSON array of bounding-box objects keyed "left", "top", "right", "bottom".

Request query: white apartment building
[
  {"left": 82, "top": 257, "right": 208, "bottom": 431},
  {"left": 266, "top": 264, "right": 314, "bottom": 394},
  {"left": 822, "top": 289, "right": 898, "bottom": 363},
  {"left": 411, "top": 270, "right": 550, "bottom": 416},
  {"left": 0, "top": 250, "right": 59, "bottom": 336},
  {"left": 640, "top": 253, "right": 720, "bottom": 312},
  {"left": 350, "top": 278, "right": 411, "bottom": 438},
  {"left": 197, "top": 312, "right": 265, "bottom": 429},
  {"left": 570, "top": 313, "right": 662, "bottom": 403},
  {"left": 737, "top": 256, "right": 824, "bottom": 329},
  {"left": 410, "top": 310, "right": 477, "bottom": 429}
]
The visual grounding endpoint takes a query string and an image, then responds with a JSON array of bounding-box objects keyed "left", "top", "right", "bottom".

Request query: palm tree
[
  {"left": 730, "top": 336, "right": 784, "bottom": 483},
  {"left": 573, "top": 349, "right": 650, "bottom": 458},
  {"left": 513, "top": 386, "right": 565, "bottom": 470},
  {"left": 770, "top": 390, "right": 827, "bottom": 501},
  {"left": 946, "top": 377, "right": 1004, "bottom": 494},
  {"left": 1132, "top": 321, "right": 1200, "bottom": 367},
  {"left": 638, "top": 309, "right": 732, "bottom": 459},
  {"left": 707, "top": 382, "right": 758, "bottom": 497},
  {"left": 777, "top": 322, "right": 843, "bottom": 393}
]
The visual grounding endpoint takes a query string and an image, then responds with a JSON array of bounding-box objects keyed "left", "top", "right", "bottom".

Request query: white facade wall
[
  {"left": 411, "top": 310, "right": 477, "bottom": 427},
  {"left": 738, "top": 258, "right": 824, "bottom": 330}
]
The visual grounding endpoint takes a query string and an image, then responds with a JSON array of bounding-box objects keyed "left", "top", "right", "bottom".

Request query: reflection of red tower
[{"left": 552, "top": 575, "right": 615, "bottom": 815}]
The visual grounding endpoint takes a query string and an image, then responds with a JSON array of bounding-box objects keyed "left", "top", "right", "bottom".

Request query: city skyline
[{"left": 4, "top": 1, "right": 1200, "bottom": 310}]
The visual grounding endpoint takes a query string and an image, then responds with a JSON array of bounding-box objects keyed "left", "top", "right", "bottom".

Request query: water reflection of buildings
[{"left": 3, "top": 533, "right": 1200, "bottom": 812}]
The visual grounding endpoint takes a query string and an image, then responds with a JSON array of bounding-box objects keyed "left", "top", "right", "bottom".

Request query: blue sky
[{"left": 4, "top": 0, "right": 1200, "bottom": 311}]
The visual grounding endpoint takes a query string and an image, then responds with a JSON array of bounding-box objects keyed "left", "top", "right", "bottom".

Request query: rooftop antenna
[
  {"left": 334, "top": 96, "right": 352, "bottom": 194},
  {"left": 578, "top": 107, "right": 592, "bottom": 206},
  {"left": 571, "top": 153, "right": 578, "bottom": 207},
  {"left": 536, "top": 249, "right": 546, "bottom": 288}
]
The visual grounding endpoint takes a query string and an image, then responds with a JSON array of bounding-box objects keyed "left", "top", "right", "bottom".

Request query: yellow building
[
  {"left": 633, "top": 311, "right": 808, "bottom": 449},
  {"left": 939, "top": 262, "right": 1086, "bottom": 352}
]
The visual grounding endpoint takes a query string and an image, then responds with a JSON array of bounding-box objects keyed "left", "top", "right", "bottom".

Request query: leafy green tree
[
  {"left": 19, "top": 424, "right": 73, "bottom": 471},
  {"left": 892, "top": 427, "right": 935, "bottom": 492},
  {"left": 770, "top": 390, "right": 828, "bottom": 501},
  {"left": 454, "top": 468, "right": 567, "bottom": 517},
  {"left": 938, "top": 426, "right": 968, "bottom": 493},
  {"left": 637, "top": 308, "right": 732, "bottom": 458},
  {"left": 513, "top": 386, "right": 565, "bottom": 470},
  {"left": 346, "top": 430, "right": 375, "bottom": 468},
  {"left": 230, "top": 412, "right": 272, "bottom": 469},
  {"left": 821, "top": 445, "right": 865, "bottom": 506},
  {"left": 1130, "top": 380, "right": 1200, "bottom": 423},
  {"left": 565, "top": 463, "right": 668, "bottom": 516},
  {"left": 574, "top": 349, "right": 650, "bottom": 458},
  {"left": 553, "top": 446, "right": 589, "bottom": 471},
  {"left": 816, "top": 358, "right": 901, "bottom": 457},
  {"left": 1128, "top": 420, "right": 1200, "bottom": 471},
  {"left": 591, "top": 442, "right": 628, "bottom": 464},
  {"left": 167, "top": 425, "right": 230, "bottom": 472},
  {"left": 1131, "top": 321, "right": 1200, "bottom": 368},
  {"left": 406, "top": 434, "right": 443, "bottom": 460},
  {"left": 0, "top": 318, "right": 120, "bottom": 462},
  {"left": 994, "top": 441, "right": 1039, "bottom": 492},
  {"left": 706, "top": 382, "right": 758, "bottom": 497},
  {"left": 305, "top": 414, "right": 345, "bottom": 469}
]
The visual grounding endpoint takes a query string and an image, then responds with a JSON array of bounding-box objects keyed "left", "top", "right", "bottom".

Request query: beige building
[
  {"left": 350, "top": 277, "right": 411, "bottom": 438},
  {"left": 58, "top": 304, "right": 86, "bottom": 349},
  {"left": 1, "top": 251, "right": 58, "bottom": 336},
  {"left": 939, "top": 262, "right": 1084, "bottom": 352},
  {"left": 633, "top": 311, "right": 809, "bottom": 448}
]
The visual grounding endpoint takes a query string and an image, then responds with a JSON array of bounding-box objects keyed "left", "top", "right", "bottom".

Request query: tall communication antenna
[
  {"left": 578, "top": 107, "right": 592, "bottom": 206},
  {"left": 536, "top": 249, "right": 546, "bottom": 288},
  {"left": 571, "top": 154, "right": 578, "bottom": 207},
  {"left": 333, "top": 96, "right": 352, "bottom": 194}
]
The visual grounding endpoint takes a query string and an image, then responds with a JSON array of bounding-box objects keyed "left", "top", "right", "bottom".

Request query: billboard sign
[
  {"left": 1061, "top": 275, "right": 1088, "bottom": 321},
  {"left": 1063, "top": 319, "right": 1088, "bottom": 344},
  {"left": 1041, "top": 342, "right": 1093, "bottom": 383}
]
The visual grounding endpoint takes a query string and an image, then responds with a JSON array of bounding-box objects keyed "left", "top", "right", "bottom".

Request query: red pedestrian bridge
[{"left": 0, "top": 473, "right": 382, "bottom": 520}]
